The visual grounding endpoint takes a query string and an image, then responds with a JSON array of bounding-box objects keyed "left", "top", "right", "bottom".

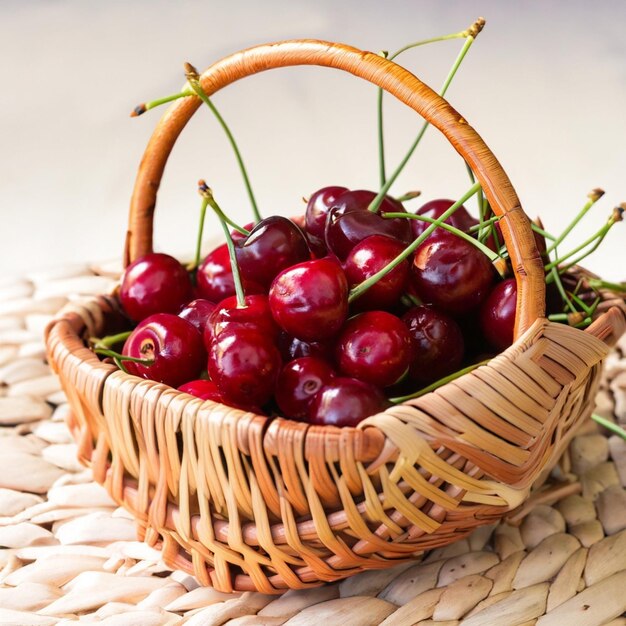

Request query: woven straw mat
[{"left": 0, "top": 261, "right": 625, "bottom": 626}]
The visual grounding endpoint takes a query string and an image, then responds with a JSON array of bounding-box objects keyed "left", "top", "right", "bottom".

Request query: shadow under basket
[{"left": 45, "top": 39, "right": 626, "bottom": 594}]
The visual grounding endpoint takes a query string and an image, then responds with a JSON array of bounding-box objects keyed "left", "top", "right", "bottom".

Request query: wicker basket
[{"left": 45, "top": 39, "right": 626, "bottom": 594}]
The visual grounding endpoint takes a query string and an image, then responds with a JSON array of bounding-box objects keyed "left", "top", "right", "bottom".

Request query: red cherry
[
  {"left": 305, "top": 185, "right": 348, "bottom": 239},
  {"left": 178, "top": 298, "right": 216, "bottom": 335},
  {"left": 120, "top": 253, "right": 193, "bottom": 322},
  {"left": 479, "top": 278, "right": 517, "bottom": 351},
  {"left": 402, "top": 305, "right": 465, "bottom": 384},
  {"left": 277, "top": 332, "right": 334, "bottom": 362},
  {"left": 235, "top": 216, "right": 310, "bottom": 289},
  {"left": 207, "top": 326, "right": 281, "bottom": 409},
  {"left": 196, "top": 243, "right": 263, "bottom": 303},
  {"left": 335, "top": 311, "right": 412, "bottom": 387},
  {"left": 275, "top": 357, "right": 335, "bottom": 420},
  {"left": 308, "top": 377, "right": 388, "bottom": 427},
  {"left": 178, "top": 379, "right": 224, "bottom": 402},
  {"left": 205, "top": 294, "right": 279, "bottom": 349},
  {"left": 122, "top": 313, "right": 205, "bottom": 388},
  {"left": 411, "top": 199, "right": 478, "bottom": 239},
  {"left": 344, "top": 235, "right": 409, "bottom": 311},
  {"left": 411, "top": 230, "right": 495, "bottom": 315},
  {"left": 269, "top": 258, "right": 348, "bottom": 342}
]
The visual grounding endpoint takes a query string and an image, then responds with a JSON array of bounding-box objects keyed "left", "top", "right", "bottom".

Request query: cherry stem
[
  {"left": 89, "top": 331, "right": 132, "bottom": 350},
  {"left": 377, "top": 18, "right": 485, "bottom": 187},
  {"left": 545, "top": 208, "right": 623, "bottom": 278},
  {"left": 199, "top": 183, "right": 246, "bottom": 308},
  {"left": 190, "top": 195, "right": 209, "bottom": 277},
  {"left": 531, "top": 222, "right": 556, "bottom": 241},
  {"left": 591, "top": 413, "right": 626, "bottom": 441},
  {"left": 184, "top": 63, "right": 261, "bottom": 223},
  {"left": 550, "top": 266, "right": 578, "bottom": 314},
  {"left": 395, "top": 190, "right": 422, "bottom": 203},
  {"left": 545, "top": 188, "right": 605, "bottom": 255},
  {"left": 390, "top": 358, "right": 491, "bottom": 404},
  {"left": 381, "top": 211, "right": 505, "bottom": 271},
  {"left": 370, "top": 22, "right": 484, "bottom": 214},
  {"left": 587, "top": 278, "right": 626, "bottom": 293},
  {"left": 349, "top": 181, "right": 481, "bottom": 303},
  {"left": 130, "top": 88, "right": 192, "bottom": 117},
  {"left": 93, "top": 347, "right": 154, "bottom": 365}
]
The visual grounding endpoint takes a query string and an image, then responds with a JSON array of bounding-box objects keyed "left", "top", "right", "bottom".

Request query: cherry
[
  {"left": 411, "top": 230, "right": 495, "bottom": 315},
  {"left": 344, "top": 235, "right": 409, "bottom": 311},
  {"left": 122, "top": 313, "right": 205, "bottom": 388},
  {"left": 178, "top": 379, "right": 224, "bottom": 402},
  {"left": 196, "top": 243, "right": 263, "bottom": 303},
  {"left": 207, "top": 326, "right": 281, "bottom": 409},
  {"left": 269, "top": 258, "right": 348, "bottom": 342},
  {"left": 335, "top": 311, "right": 412, "bottom": 387},
  {"left": 205, "top": 294, "right": 279, "bottom": 349},
  {"left": 479, "top": 278, "right": 517, "bottom": 351},
  {"left": 178, "top": 298, "right": 216, "bottom": 335},
  {"left": 305, "top": 185, "right": 348, "bottom": 239},
  {"left": 120, "top": 253, "right": 193, "bottom": 322},
  {"left": 235, "top": 216, "right": 310, "bottom": 289},
  {"left": 275, "top": 357, "right": 335, "bottom": 420},
  {"left": 411, "top": 199, "right": 478, "bottom": 239},
  {"left": 277, "top": 332, "right": 334, "bottom": 362},
  {"left": 402, "top": 305, "right": 465, "bottom": 384},
  {"left": 308, "top": 377, "right": 388, "bottom": 427}
]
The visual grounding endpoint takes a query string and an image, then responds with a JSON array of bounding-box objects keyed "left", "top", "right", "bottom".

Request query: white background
[{"left": 1, "top": 0, "right": 624, "bottom": 280}]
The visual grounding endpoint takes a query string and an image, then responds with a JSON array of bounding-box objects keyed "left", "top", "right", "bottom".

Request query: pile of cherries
[{"left": 107, "top": 186, "right": 519, "bottom": 427}]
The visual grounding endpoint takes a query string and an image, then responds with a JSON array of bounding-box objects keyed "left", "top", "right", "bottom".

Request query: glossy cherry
[
  {"left": 335, "top": 311, "right": 413, "bottom": 387},
  {"left": 411, "top": 198, "right": 478, "bottom": 239},
  {"left": 308, "top": 377, "right": 388, "bottom": 427},
  {"left": 205, "top": 294, "right": 279, "bottom": 349},
  {"left": 277, "top": 332, "right": 334, "bottom": 362},
  {"left": 178, "top": 379, "right": 224, "bottom": 402},
  {"left": 178, "top": 298, "right": 216, "bottom": 335},
  {"left": 120, "top": 253, "right": 193, "bottom": 322},
  {"left": 207, "top": 326, "right": 281, "bottom": 409},
  {"left": 196, "top": 243, "right": 263, "bottom": 303},
  {"left": 235, "top": 216, "right": 310, "bottom": 289},
  {"left": 269, "top": 258, "right": 348, "bottom": 342},
  {"left": 479, "top": 278, "right": 517, "bottom": 351},
  {"left": 344, "top": 235, "right": 409, "bottom": 311},
  {"left": 305, "top": 185, "right": 348, "bottom": 239},
  {"left": 275, "top": 357, "right": 335, "bottom": 420},
  {"left": 122, "top": 313, "right": 205, "bottom": 388},
  {"left": 411, "top": 230, "right": 495, "bottom": 315},
  {"left": 402, "top": 305, "right": 465, "bottom": 384}
]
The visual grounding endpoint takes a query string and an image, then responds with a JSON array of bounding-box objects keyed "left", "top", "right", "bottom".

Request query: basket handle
[{"left": 125, "top": 39, "right": 545, "bottom": 339}]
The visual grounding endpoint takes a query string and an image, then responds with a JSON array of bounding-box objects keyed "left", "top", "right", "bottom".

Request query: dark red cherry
[
  {"left": 178, "top": 379, "right": 224, "bottom": 402},
  {"left": 277, "top": 332, "right": 334, "bottom": 362},
  {"left": 178, "top": 298, "right": 216, "bottom": 335},
  {"left": 411, "top": 199, "right": 478, "bottom": 239},
  {"left": 196, "top": 243, "right": 263, "bottom": 302},
  {"left": 479, "top": 278, "right": 517, "bottom": 351},
  {"left": 235, "top": 216, "right": 310, "bottom": 289},
  {"left": 334, "top": 189, "right": 406, "bottom": 216},
  {"left": 308, "top": 377, "right": 388, "bottom": 427},
  {"left": 120, "top": 253, "right": 193, "bottom": 322},
  {"left": 411, "top": 230, "right": 495, "bottom": 315},
  {"left": 344, "top": 235, "right": 409, "bottom": 311},
  {"left": 207, "top": 326, "right": 281, "bottom": 409},
  {"left": 122, "top": 313, "right": 205, "bottom": 388},
  {"left": 269, "top": 258, "right": 348, "bottom": 342},
  {"left": 205, "top": 294, "right": 279, "bottom": 349},
  {"left": 275, "top": 357, "right": 335, "bottom": 420},
  {"left": 336, "top": 311, "right": 412, "bottom": 387},
  {"left": 305, "top": 185, "right": 348, "bottom": 239},
  {"left": 402, "top": 305, "right": 464, "bottom": 384}
]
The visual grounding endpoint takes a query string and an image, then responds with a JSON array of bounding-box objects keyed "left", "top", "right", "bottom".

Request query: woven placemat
[{"left": 0, "top": 262, "right": 625, "bottom": 626}]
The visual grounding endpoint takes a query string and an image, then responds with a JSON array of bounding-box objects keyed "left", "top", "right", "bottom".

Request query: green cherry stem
[
  {"left": 390, "top": 358, "right": 491, "bottom": 404},
  {"left": 545, "top": 188, "right": 605, "bottom": 255},
  {"left": 591, "top": 413, "right": 626, "bottom": 441},
  {"left": 89, "top": 331, "right": 133, "bottom": 351},
  {"left": 130, "top": 88, "right": 192, "bottom": 117},
  {"left": 531, "top": 222, "right": 556, "bottom": 241},
  {"left": 395, "top": 190, "right": 422, "bottom": 203},
  {"left": 184, "top": 63, "right": 262, "bottom": 223},
  {"left": 370, "top": 19, "right": 485, "bottom": 214},
  {"left": 199, "top": 183, "right": 246, "bottom": 308},
  {"left": 349, "top": 181, "right": 481, "bottom": 303},
  {"left": 587, "top": 278, "right": 626, "bottom": 293},
  {"left": 550, "top": 266, "right": 578, "bottom": 314},
  {"left": 93, "top": 347, "right": 154, "bottom": 366}
]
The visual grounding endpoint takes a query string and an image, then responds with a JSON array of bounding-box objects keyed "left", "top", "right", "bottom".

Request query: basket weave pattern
[{"left": 45, "top": 40, "right": 626, "bottom": 593}]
